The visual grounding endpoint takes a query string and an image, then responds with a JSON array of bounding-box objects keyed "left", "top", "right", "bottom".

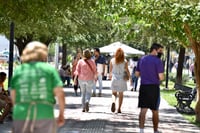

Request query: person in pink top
[{"left": 74, "top": 49, "right": 97, "bottom": 112}]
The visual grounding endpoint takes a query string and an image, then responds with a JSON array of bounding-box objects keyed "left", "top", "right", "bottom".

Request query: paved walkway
[{"left": 1, "top": 81, "right": 200, "bottom": 133}]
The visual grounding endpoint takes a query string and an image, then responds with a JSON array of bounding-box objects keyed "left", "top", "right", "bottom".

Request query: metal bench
[{"left": 174, "top": 83, "right": 197, "bottom": 114}]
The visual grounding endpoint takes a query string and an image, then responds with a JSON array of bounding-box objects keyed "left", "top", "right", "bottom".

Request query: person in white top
[{"left": 109, "top": 48, "right": 130, "bottom": 113}]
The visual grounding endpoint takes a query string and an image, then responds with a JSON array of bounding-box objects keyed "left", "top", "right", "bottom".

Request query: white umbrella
[{"left": 99, "top": 41, "right": 145, "bottom": 55}]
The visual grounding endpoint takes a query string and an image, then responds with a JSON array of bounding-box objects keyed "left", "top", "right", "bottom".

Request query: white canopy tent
[{"left": 99, "top": 42, "right": 145, "bottom": 55}]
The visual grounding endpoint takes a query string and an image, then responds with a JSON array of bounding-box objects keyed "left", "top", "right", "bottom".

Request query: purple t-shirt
[{"left": 136, "top": 55, "right": 164, "bottom": 85}]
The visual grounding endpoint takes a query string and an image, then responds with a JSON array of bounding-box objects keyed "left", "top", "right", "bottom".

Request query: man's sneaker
[
  {"left": 92, "top": 93, "right": 96, "bottom": 97},
  {"left": 98, "top": 93, "right": 102, "bottom": 97},
  {"left": 85, "top": 102, "right": 89, "bottom": 112}
]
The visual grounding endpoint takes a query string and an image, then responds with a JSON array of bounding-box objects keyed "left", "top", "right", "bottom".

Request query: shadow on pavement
[{"left": 57, "top": 118, "right": 138, "bottom": 133}]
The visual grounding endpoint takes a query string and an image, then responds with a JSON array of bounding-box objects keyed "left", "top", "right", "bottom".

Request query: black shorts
[{"left": 138, "top": 84, "right": 160, "bottom": 110}]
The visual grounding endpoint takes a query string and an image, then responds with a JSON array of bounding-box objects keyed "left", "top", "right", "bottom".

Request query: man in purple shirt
[{"left": 135, "top": 43, "right": 164, "bottom": 133}]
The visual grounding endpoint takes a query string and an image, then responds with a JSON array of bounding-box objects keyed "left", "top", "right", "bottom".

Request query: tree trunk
[
  {"left": 62, "top": 43, "right": 67, "bottom": 66},
  {"left": 192, "top": 42, "right": 200, "bottom": 123},
  {"left": 184, "top": 23, "right": 200, "bottom": 122},
  {"left": 176, "top": 46, "right": 185, "bottom": 84},
  {"left": 15, "top": 35, "right": 52, "bottom": 56},
  {"left": 39, "top": 36, "right": 52, "bottom": 46},
  {"left": 15, "top": 35, "right": 33, "bottom": 55}
]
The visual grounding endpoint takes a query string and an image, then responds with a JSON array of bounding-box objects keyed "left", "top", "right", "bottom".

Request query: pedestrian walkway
[{"left": 0, "top": 81, "right": 200, "bottom": 133}]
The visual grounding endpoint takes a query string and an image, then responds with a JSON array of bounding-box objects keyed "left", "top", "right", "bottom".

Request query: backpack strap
[{"left": 84, "top": 59, "right": 95, "bottom": 74}]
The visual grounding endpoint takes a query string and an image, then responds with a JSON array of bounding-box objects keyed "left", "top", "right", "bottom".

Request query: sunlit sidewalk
[
  {"left": 56, "top": 80, "right": 200, "bottom": 133},
  {"left": 1, "top": 81, "right": 200, "bottom": 133}
]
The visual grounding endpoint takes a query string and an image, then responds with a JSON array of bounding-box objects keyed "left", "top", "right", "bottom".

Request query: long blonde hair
[
  {"left": 115, "top": 48, "right": 125, "bottom": 64},
  {"left": 21, "top": 41, "right": 48, "bottom": 63}
]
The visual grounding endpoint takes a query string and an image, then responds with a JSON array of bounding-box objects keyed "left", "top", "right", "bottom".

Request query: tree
[
  {"left": 130, "top": 0, "right": 200, "bottom": 122},
  {"left": 97, "top": 0, "right": 200, "bottom": 122},
  {"left": 0, "top": 0, "right": 112, "bottom": 65}
]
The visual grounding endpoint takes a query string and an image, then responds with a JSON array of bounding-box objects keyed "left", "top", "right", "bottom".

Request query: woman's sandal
[{"left": 111, "top": 103, "right": 115, "bottom": 112}]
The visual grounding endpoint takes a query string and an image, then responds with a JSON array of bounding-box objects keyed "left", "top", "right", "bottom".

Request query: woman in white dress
[{"left": 109, "top": 48, "right": 130, "bottom": 113}]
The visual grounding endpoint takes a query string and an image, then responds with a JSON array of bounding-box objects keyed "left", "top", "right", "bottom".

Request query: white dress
[{"left": 110, "top": 58, "right": 127, "bottom": 92}]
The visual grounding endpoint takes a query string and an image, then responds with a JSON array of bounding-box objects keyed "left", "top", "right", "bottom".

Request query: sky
[
  {"left": 0, "top": 35, "right": 9, "bottom": 51},
  {"left": 0, "top": 35, "right": 20, "bottom": 58}
]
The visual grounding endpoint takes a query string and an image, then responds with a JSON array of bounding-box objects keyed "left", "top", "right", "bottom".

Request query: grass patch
[
  {"left": 183, "top": 115, "right": 200, "bottom": 127},
  {"left": 160, "top": 81, "right": 200, "bottom": 128},
  {"left": 160, "top": 89, "right": 176, "bottom": 107}
]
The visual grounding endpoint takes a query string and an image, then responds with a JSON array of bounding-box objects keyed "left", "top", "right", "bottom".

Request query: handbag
[
  {"left": 123, "top": 71, "right": 129, "bottom": 81},
  {"left": 123, "top": 61, "right": 129, "bottom": 81}
]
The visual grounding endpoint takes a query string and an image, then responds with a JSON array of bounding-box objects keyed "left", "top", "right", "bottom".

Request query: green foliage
[
  {"left": 1, "top": 0, "right": 200, "bottom": 54},
  {"left": 132, "top": 0, "right": 200, "bottom": 47},
  {"left": 66, "top": 55, "right": 73, "bottom": 64},
  {"left": 0, "top": 0, "right": 112, "bottom": 49}
]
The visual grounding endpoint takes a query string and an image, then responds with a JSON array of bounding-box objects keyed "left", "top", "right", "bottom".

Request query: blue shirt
[
  {"left": 95, "top": 55, "right": 106, "bottom": 65},
  {"left": 136, "top": 55, "right": 164, "bottom": 85}
]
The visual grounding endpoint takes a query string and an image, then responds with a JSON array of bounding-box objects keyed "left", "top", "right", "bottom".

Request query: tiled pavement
[{"left": 1, "top": 81, "right": 200, "bottom": 133}]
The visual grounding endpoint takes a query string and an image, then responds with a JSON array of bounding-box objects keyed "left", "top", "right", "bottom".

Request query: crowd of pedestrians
[{"left": 0, "top": 41, "right": 166, "bottom": 133}]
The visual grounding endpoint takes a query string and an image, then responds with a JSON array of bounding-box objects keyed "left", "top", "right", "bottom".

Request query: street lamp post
[
  {"left": 165, "top": 46, "right": 170, "bottom": 90},
  {"left": 8, "top": 22, "right": 14, "bottom": 89}
]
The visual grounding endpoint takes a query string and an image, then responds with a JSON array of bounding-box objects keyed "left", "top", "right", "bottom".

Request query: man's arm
[
  {"left": 159, "top": 73, "right": 164, "bottom": 81},
  {"left": 135, "top": 71, "right": 140, "bottom": 77},
  {"left": 102, "top": 64, "right": 105, "bottom": 76},
  {"left": 125, "top": 61, "right": 130, "bottom": 77},
  {"left": 102, "top": 56, "right": 106, "bottom": 76},
  {"left": 10, "top": 90, "right": 16, "bottom": 105},
  {"left": 109, "top": 60, "right": 113, "bottom": 79},
  {"left": 54, "top": 87, "right": 65, "bottom": 127}
]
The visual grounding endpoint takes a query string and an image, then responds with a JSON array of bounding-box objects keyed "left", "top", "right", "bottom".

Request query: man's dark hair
[
  {"left": 0, "top": 72, "right": 6, "bottom": 82},
  {"left": 0, "top": 72, "right": 6, "bottom": 77},
  {"left": 150, "top": 43, "right": 163, "bottom": 52},
  {"left": 94, "top": 48, "right": 100, "bottom": 53}
]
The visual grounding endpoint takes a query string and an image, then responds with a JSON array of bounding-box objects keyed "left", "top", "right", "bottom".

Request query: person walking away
[
  {"left": 93, "top": 48, "right": 106, "bottom": 97},
  {"left": 130, "top": 57, "right": 139, "bottom": 91},
  {"left": 0, "top": 72, "right": 12, "bottom": 124},
  {"left": 131, "top": 66, "right": 138, "bottom": 91},
  {"left": 190, "top": 61, "right": 196, "bottom": 83},
  {"left": 10, "top": 41, "right": 65, "bottom": 133},
  {"left": 59, "top": 65, "right": 66, "bottom": 85},
  {"left": 74, "top": 49, "right": 97, "bottom": 112},
  {"left": 135, "top": 43, "right": 164, "bottom": 133},
  {"left": 109, "top": 48, "right": 130, "bottom": 113},
  {"left": 65, "top": 65, "right": 72, "bottom": 87},
  {"left": 72, "top": 52, "right": 82, "bottom": 96}
]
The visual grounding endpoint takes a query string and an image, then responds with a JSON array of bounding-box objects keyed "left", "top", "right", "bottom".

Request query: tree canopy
[
  {"left": 1, "top": 0, "right": 200, "bottom": 122},
  {"left": 0, "top": 0, "right": 112, "bottom": 53},
  {"left": 1, "top": 0, "right": 199, "bottom": 51}
]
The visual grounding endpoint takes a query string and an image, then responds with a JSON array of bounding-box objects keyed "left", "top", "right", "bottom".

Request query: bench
[{"left": 174, "top": 83, "right": 197, "bottom": 114}]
